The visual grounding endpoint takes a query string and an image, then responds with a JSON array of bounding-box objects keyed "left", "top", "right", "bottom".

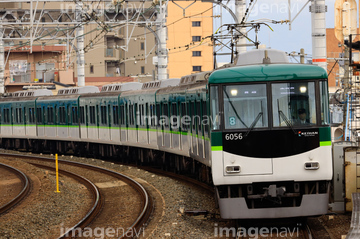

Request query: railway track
[
  {"left": 0, "top": 153, "right": 153, "bottom": 239},
  {"left": 0, "top": 162, "right": 30, "bottom": 215}
]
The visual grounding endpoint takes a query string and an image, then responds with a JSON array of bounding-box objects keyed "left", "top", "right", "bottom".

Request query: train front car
[{"left": 209, "top": 60, "right": 332, "bottom": 219}]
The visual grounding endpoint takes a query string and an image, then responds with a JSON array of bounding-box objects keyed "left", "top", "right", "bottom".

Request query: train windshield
[
  {"left": 223, "top": 84, "right": 268, "bottom": 129},
  {"left": 272, "top": 82, "right": 316, "bottom": 127}
]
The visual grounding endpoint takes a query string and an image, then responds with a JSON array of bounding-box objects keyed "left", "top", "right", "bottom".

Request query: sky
[{"left": 213, "top": 0, "right": 337, "bottom": 62}]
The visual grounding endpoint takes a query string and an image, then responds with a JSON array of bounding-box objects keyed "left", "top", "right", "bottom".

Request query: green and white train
[{"left": 0, "top": 49, "right": 332, "bottom": 219}]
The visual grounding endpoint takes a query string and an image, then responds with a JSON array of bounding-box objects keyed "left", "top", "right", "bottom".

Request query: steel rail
[
  {"left": 0, "top": 162, "right": 31, "bottom": 215},
  {"left": 0, "top": 153, "right": 152, "bottom": 239}
]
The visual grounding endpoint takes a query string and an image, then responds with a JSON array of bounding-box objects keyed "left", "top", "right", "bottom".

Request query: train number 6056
[{"left": 224, "top": 133, "right": 243, "bottom": 141}]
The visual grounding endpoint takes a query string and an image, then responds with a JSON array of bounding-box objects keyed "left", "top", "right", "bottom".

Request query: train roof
[{"left": 208, "top": 64, "right": 328, "bottom": 84}]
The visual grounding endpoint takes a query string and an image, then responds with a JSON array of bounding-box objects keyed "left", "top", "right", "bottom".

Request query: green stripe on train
[
  {"left": 320, "top": 141, "right": 331, "bottom": 146},
  {"left": 211, "top": 146, "right": 223, "bottom": 151}
]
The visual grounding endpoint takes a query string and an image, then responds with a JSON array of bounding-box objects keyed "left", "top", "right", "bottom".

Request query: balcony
[{"left": 105, "top": 48, "right": 122, "bottom": 60}]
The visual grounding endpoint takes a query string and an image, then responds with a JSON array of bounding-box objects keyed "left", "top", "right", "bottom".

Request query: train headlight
[
  {"left": 300, "top": 86, "right": 307, "bottom": 93},
  {"left": 304, "top": 162, "right": 319, "bottom": 170},
  {"left": 230, "top": 89, "right": 238, "bottom": 96},
  {"left": 226, "top": 165, "right": 241, "bottom": 173}
]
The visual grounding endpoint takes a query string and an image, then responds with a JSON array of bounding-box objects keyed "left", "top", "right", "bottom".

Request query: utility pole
[
  {"left": 76, "top": 1, "right": 85, "bottom": 87},
  {"left": 156, "top": 0, "right": 168, "bottom": 81},
  {"left": 235, "top": 0, "right": 247, "bottom": 55},
  {"left": 310, "top": 0, "right": 327, "bottom": 71},
  {"left": 0, "top": 38, "right": 4, "bottom": 93}
]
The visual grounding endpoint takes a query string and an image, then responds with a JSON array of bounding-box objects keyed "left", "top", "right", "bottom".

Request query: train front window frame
[
  {"left": 271, "top": 81, "right": 316, "bottom": 127},
  {"left": 319, "top": 80, "right": 330, "bottom": 125},
  {"left": 223, "top": 84, "right": 268, "bottom": 130}
]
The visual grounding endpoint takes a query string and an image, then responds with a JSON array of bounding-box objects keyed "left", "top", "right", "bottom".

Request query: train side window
[
  {"left": 101, "top": 105, "right": 107, "bottom": 125},
  {"left": 171, "top": 103, "right": 177, "bottom": 130},
  {"left": 113, "top": 105, "right": 119, "bottom": 126},
  {"left": 48, "top": 107, "right": 54, "bottom": 124},
  {"left": 150, "top": 104, "right": 155, "bottom": 126},
  {"left": 80, "top": 106, "right": 85, "bottom": 124},
  {"left": 191, "top": 102, "right": 196, "bottom": 132},
  {"left": 196, "top": 101, "right": 201, "bottom": 134},
  {"left": 72, "top": 106, "right": 78, "bottom": 124},
  {"left": 210, "top": 86, "right": 220, "bottom": 130},
  {"left": 156, "top": 104, "right": 160, "bottom": 127},
  {"left": 140, "top": 104, "right": 144, "bottom": 126},
  {"left": 202, "top": 100, "right": 209, "bottom": 135},
  {"left": 36, "top": 107, "right": 42, "bottom": 124},
  {"left": 89, "top": 106, "right": 95, "bottom": 124},
  {"left": 163, "top": 103, "right": 169, "bottom": 128},
  {"left": 59, "top": 106, "right": 65, "bottom": 124},
  {"left": 134, "top": 104, "right": 138, "bottom": 126},
  {"left": 181, "top": 102, "right": 188, "bottom": 131},
  {"left": 29, "top": 108, "right": 35, "bottom": 124},
  {"left": 120, "top": 105, "right": 125, "bottom": 125},
  {"left": 145, "top": 103, "right": 149, "bottom": 126},
  {"left": 129, "top": 105, "right": 134, "bottom": 125}
]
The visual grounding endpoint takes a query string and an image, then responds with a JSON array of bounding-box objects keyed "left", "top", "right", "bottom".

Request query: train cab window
[
  {"left": 223, "top": 84, "right": 268, "bottom": 129},
  {"left": 272, "top": 82, "right": 316, "bottom": 127},
  {"left": 320, "top": 81, "right": 330, "bottom": 125}
]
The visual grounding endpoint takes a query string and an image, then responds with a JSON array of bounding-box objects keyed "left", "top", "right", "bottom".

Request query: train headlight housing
[
  {"left": 304, "top": 162, "right": 319, "bottom": 170},
  {"left": 226, "top": 165, "right": 241, "bottom": 173}
]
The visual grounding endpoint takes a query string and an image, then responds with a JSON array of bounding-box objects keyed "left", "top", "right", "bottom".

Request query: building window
[
  {"left": 192, "top": 21, "right": 201, "bottom": 27},
  {"left": 192, "top": 51, "right": 201, "bottom": 57},
  {"left": 141, "top": 66, "right": 145, "bottom": 74},
  {"left": 192, "top": 36, "right": 201, "bottom": 42},
  {"left": 193, "top": 66, "right": 202, "bottom": 72},
  {"left": 90, "top": 64, "right": 94, "bottom": 74},
  {"left": 141, "top": 42, "right": 145, "bottom": 50}
]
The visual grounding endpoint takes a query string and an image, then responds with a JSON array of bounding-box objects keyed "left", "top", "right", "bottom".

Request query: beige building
[
  {"left": 167, "top": 2, "right": 214, "bottom": 78},
  {"left": 1, "top": 1, "right": 213, "bottom": 92}
]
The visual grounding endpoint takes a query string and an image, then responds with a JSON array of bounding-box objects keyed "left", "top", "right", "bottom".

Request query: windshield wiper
[
  {"left": 244, "top": 112, "right": 263, "bottom": 137},
  {"left": 278, "top": 110, "right": 297, "bottom": 134}
]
